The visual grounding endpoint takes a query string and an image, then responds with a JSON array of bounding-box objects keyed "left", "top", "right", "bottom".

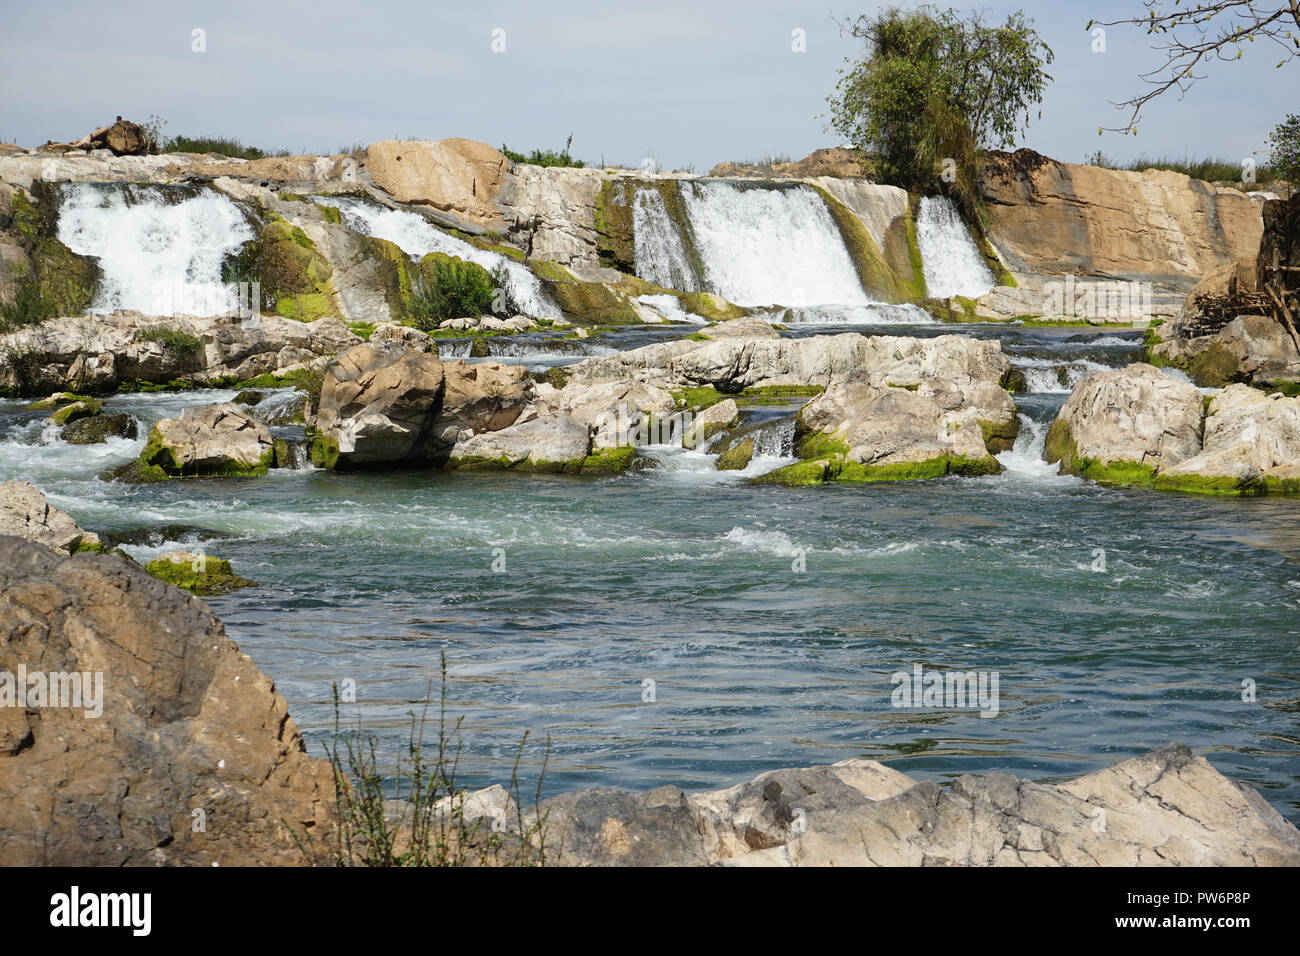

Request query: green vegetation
[
  {"left": 223, "top": 215, "right": 338, "bottom": 321},
  {"left": 1043, "top": 418, "right": 1156, "bottom": 485},
  {"left": 1267, "top": 114, "right": 1300, "bottom": 186},
  {"left": 827, "top": 5, "right": 1053, "bottom": 220},
  {"left": 143, "top": 553, "right": 256, "bottom": 595},
  {"left": 409, "top": 253, "right": 498, "bottom": 330},
  {"left": 136, "top": 324, "right": 203, "bottom": 358},
  {"left": 48, "top": 398, "right": 101, "bottom": 426},
  {"left": 291, "top": 654, "right": 548, "bottom": 867},
  {"left": 501, "top": 133, "right": 585, "bottom": 169},
  {"left": 163, "top": 135, "right": 280, "bottom": 159},
  {"left": 0, "top": 282, "right": 54, "bottom": 332},
  {"left": 5, "top": 187, "right": 101, "bottom": 321},
  {"left": 1082, "top": 150, "right": 1281, "bottom": 187}
]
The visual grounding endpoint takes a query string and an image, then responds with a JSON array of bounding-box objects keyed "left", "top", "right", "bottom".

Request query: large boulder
[
  {"left": 365, "top": 138, "right": 510, "bottom": 232},
  {"left": 1044, "top": 364, "right": 1204, "bottom": 482},
  {"left": 1157, "top": 384, "right": 1300, "bottom": 494},
  {"left": 1152, "top": 312, "right": 1300, "bottom": 387},
  {"left": 449, "top": 416, "right": 593, "bottom": 472},
  {"left": 0, "top": 537, "right": 333, "bottom": 865},
  {"left": 0, "top": 481, "right": 100, "bottom": 553},
  {"left": 312, "top": 342, "right": 446, "bottom": 466},
  {"left": 429, "top": 361, "right": 533, "bottom": 449},
  {"left": 136, "top": 402, "right": 274, "bottom": 479}
]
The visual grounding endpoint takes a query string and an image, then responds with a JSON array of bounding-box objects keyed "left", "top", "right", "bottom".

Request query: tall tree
[
  {"left": 827, "top": 5, "right": 1053, "bottom": 211},
  {"left": 1091, "top": 2, "right": 1300, "bottom": 133}
]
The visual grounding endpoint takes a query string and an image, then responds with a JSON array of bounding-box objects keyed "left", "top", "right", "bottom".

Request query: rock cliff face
[
  {"left": 0, "top": 537, "right": 334, "bottom": 866},
  {"left": 979, "top": 149, "right": 1262, "bottom": 287}
]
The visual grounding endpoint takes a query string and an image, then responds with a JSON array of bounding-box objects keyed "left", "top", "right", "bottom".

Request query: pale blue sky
[{"left": 1, "top": 0, "right": 1291, "bottom": 170}]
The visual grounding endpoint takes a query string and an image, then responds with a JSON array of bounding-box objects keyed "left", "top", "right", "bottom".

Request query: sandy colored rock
[
  {"left": 0, "top": 481, "right": 100, "bottom": 553},
  {"left": 365, "top": 138, "right": 510, "bottom": 232},
  {"left": 0, "top": 537, "right": 333, "bottom": 865},
  {"left": 1160, "top": 384, "right": 1300, "bottom": 487},
  {"left": 147, "top": 402, "right": 274, "bottom": 477}
]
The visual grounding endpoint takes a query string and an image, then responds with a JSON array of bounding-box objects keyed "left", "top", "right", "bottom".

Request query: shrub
[
  {"left": 501, "top": 133, "right": 586, "bottom": 169},
  {"left": 163, "top": 135, "right": 269, "bottom": 160},
  {"left": 408, "top": 254, "right": 498, "bottom": 330},
  {"left": 1267, "top": 114, "right": 1300, "bottom": 186},
  {"left": 0, "top": 282, "right": 53, "bottom": 332}
]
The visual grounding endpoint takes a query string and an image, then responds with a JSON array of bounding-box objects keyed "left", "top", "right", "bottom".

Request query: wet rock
[
  {"left": 143, "top": 550, "right": 256, "bottom": 595},
  {"left": 60, "top": 411, "right": 138, "bottom": 444},
  {"left": 0, "top": 537, "right": 332, "bottom": 865},
  {"left": 449, "top": 416, "right": 591, "bottom": 472}
]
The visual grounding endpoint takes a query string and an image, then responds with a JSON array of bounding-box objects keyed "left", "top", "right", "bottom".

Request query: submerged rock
[
  {"left": 0, "top": 480, "right": 100, "bottom": 553},
  {"left": 0, "top": 537, "right": 332, "bottom": 865}
]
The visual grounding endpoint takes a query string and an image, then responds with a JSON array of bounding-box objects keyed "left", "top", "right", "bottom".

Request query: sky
[{"left": 0, "top": 0, "right": 1292, "bottom": 171}]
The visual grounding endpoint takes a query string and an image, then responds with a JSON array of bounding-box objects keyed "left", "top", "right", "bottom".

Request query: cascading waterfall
[
  {"left": 57, "top": 182, "right": 256, "bottom": 316},
  {"left": 1014, "top": 358, "right": 1111, "bottom": 394},
  {"left": 632, "top": 190, "right": 701, "bottom": 293},
  {"left": 679, "top": 181, "right": 872, "bottom": 307},
  {"left": 916, "top": 195, "right": 995, "bottom": 300},
  {"left": 321, "top": 196, "right": 556, "bottom": 317},
  {"left": 752, "top": 419, "right": 796, "bottom": 458}
]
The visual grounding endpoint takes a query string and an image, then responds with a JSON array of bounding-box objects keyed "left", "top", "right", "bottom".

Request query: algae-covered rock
[
  {"left": 61, "top": 411, "right": 138, "bottom": 444},
  {"left": 48, "top": 398, "right": 102, "bottom": 426},
  {"left": 126, "top": 402, "right": 274, "bottom": 479},
  {"left": 227, "top": 215, "right": 339, "bottom": 321},
  {"left": 143, "top": 550, "right": 257, "bottom": 595}
]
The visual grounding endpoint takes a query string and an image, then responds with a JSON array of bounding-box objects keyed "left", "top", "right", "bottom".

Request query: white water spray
[
  {"left": 916, "top": 196, "right": 995, "bottom": 300},
  {"left": 632, "top": 190, "right": 700, "bottom": 292},
  {"left": 57, "top": 183, "right": 255, "bottom": 316},
  {"left": 678, "top": 182, "right": 872, "bottom": 308}
]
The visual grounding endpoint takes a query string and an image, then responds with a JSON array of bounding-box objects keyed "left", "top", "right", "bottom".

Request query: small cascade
[
  {"left": 994, "top": 412, "right": 1063, "bottom": 480},
  {"left": 57, "top": 182, "right": 256, "bottom": 316},
  {"left": 916, "top": 195, "right": 995, "bottom": 300},
  {"left": 278, "top": 438, "right": 311, "bottom": 470},
  {"left": 632, "top": 190, "right": 701, "bottom": 292},
  {"left": 320, "top": 196, "right": 557, "bottom": 317},
  {"left": 1014, "top": 358, "right": 1111, "bottom": 394},
  {"left": 675, "top": 181, "right": 873, "bottom": 307},
  {"left": 635, "top": 294, "right": 707, "bottom": 324},
  {"left": 752, "top": 418, "right": 796, "bottom": 458}
]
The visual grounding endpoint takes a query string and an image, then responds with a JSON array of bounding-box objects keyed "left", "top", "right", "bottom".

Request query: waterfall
[
  {"left": 56, "top": 182, "right": 256, "bottom": 316},
  {"left": 916, "top": 196, "right": 994, "bottom": 300},
  {"left": 995, "top": 412, "right": 1063, "bottom": 480},
  {"left": 632, "top": 190, "right": 701, "bottom": 292},
  {"left": 1014, "top": 358, "right": 1111, "bottom": 394},
  {"left": 752, "top": 419, "right": 796, "bottom": 458},
  {"left": 321, "top": 196, "right": 556, "bottom": 318},
  {"left": 675, "top": 181, "right": 872, "bottom": 308}
]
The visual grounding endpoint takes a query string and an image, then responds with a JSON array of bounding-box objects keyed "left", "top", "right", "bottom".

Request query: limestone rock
[
  {"left": 1158, "top": 384, "right": 1300, "bottom": 492},
  {"left": 0, "top": 481, "right": 100, "bottom": 553},
  {"left": 0, "top": 537, "right": 333, "bottom": 865},
  {"left": 429, "top": 360, "right": 533, "bottom": 448},
  {"left": 365, "top": 139, "right": 510, "bottom": 232},
  {"left": 449, "top": 416, "right": 591, "bottom": 471},
  {"left": 143, "top": 402, "right": 275, "bottom": 478},
  {"left": 683, "top": 399, "right": 738, "bottom": 449},
  {"left": 1045, "top": 363, "right": 1204, "bottom": 480}
]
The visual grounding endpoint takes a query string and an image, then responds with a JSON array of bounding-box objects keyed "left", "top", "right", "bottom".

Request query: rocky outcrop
[
  {"left": 1044, "top": 364, "right": 1203, "bottom": 482},
  {"left": 708, "top": 147, "right": 867, "bottom": 180},
  {"left": 129, "top": 402, "right": 275, "bottom": 480},
  {"left": 365, "top": 139, "right": 511, "bottom": 233},
  {"left": 449, "top": 416, "right": 593, "bottom": 472},
  {"left": 1152, "top": 311, "right": 1300, "bottom": 387},
  {"left": 42, "top": 117, "right": 149, "bottom": 156},
  {"left": 61, "top": 411, "right": 138, "bottom": 444},
  {"left": 429, "top": 360, "right": 532, "bottom": 449},
  {"left": 0, "top": 537, "right": 333, "bottom": 865},
  {"left": 979, "top": 150, "right": 1262, "bottom": 289},
  {"left": 1157, "top": 384, "right": 1300, "bottom": 494},
  {"left": 520, "top": 742, "right": 1300, "bottom": 866},
  {"left": 567, "top": 320, "right": 1012, "bottom": 394},
  {"left": 0, "top": 481, "right": 100, "bottom": 553},
  {"left": 0, "top": 311, "right": 359, "bottom": 395}
]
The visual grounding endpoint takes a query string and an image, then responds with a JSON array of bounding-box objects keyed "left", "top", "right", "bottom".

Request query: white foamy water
[
  {"left": 916, "top": 195, "right": 995, "bottom": 300},
  {"left": 1015, "top": 357, "right": 1111, "bottom": 394},
  {"left": 633, "top": 190, "right": 700, "bottom": 292},
  {"left": 678, "top": 182, "right": 871, "bottom": 307},
  {"left": 994, "top": 413, "right": 1077, "bottom": 484},
  {"left": 57, "top": 183, "right": 255, "bottom": 316},
  {"left": 769, "top": 304, "right": 936, "bottom": 325},
  {"left": 320, "top": 196, "right": 556, "bottom": 317}
]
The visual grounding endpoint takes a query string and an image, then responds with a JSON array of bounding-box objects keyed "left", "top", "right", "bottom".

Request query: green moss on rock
[{"left": 144, "top": 553, "right": 256, "bottom": 595}]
